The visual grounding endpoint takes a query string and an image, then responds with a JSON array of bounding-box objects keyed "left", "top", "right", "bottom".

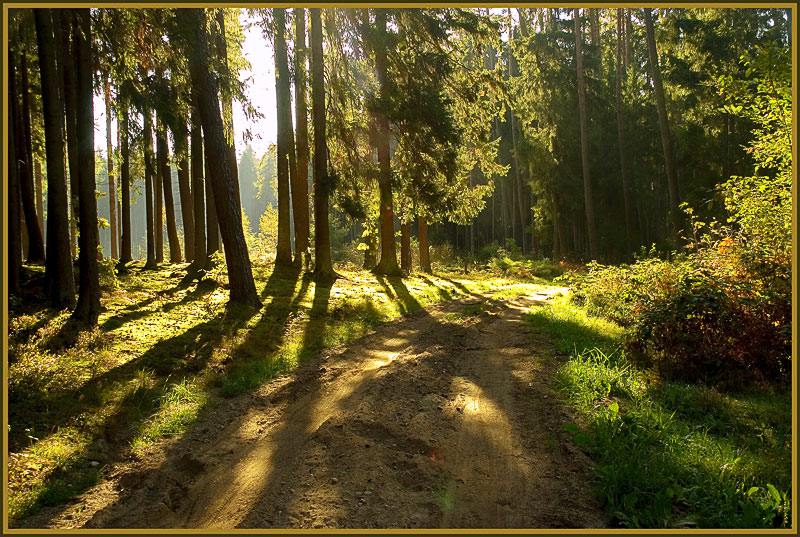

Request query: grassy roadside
[
  {"left": 7, "top": 261, "right": 551, "bottom": 525},
  {"left": 526, "top": 294, "right": 792, "bottom": 529}
]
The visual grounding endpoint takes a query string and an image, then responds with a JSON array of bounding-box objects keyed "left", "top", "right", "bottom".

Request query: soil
[{"left": 21, "top": 288, "right": 607, "bottom": 530}]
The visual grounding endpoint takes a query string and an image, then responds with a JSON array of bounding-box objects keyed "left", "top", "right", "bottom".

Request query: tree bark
[
  {"left": 214, "top": 10, "right": 242, "bottom": 213},
  {"left": 188, "top": 101, "right": 206, "bottom": 273},
  {"left": 373, "top": 9, "right": 401, "bottom": 276},
  {"left": 507, "top": 9, "right": 527, "bottom": 256},
  {"left": 35, "top": 158, "right": 44, "bottom": 236},
  {"left": 616, "top": 8, "right": 634, "bottom": 255},
  {"left": 204, "top": 140, "right": 220, "bottom": 263},
  {"left": 175, "top": 125, "right": 194, "bottom": 263},
  {"left": 9, "top": 58, "right": 22, "bottom": 295},
  {"left": 56, "top": 9, "right": 80, "bottom": 259},
  {"left": 35, "top": 8, "right": 75, "bottom": 309},
  {"left": 575, "top": 8, "right": 599, "bottom": 261},
  {"left": 18, "top": 51, "right": 46, "bottom": 263},
  {"left": 72, "top": 8, "right": 101, "bottom": 325},
  {"left": 273, "top": 8, "right": 294, "bottom": 267},
  {"left": 180, "top": 7, "right": 260, "bottom": 308},
  {"left": 293, "top": 7, "right": 311, "bottom": 267},
  {"left": 154, "top": 114, "right": 164, "bottom": 263},
  {"left": 309, "top": 8, "right": 336, "bottom": 281},
  {"left": 400, "top": 221, "right": 412, "bottom": 272},
  {"left": 157, "top": 117, "right": 182, "bottom": 262},
  {"left": 143, "top": 109, "right": 157, "bottom": 269},
  {"left": 644, "top": 8, "right": 682, "bottom": 245},
  {"left": 418, "top": 216, "right": 432, "bottom": 273},
  {"left": 119, "top": 105, "right": 132, "bottom": 264},
  {"left": 104, "top": 77, "right": 118, "bottom": 259}
]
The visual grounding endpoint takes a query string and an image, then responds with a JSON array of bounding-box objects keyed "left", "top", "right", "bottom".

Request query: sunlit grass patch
[{"left": 527, "top": 293, "right": 791, "bottom": 529}]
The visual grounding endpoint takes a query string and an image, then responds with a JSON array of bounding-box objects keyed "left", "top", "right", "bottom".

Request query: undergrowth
[{"left": 527, "top": 295, "right": 791, "bottom": 529}]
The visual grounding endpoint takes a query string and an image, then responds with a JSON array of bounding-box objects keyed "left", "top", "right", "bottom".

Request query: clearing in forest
[{"left": 16, "top": 279, "right": 605, "bottom": 529}]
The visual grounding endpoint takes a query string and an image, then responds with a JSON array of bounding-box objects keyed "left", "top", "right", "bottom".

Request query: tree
[
  {"left": 293, "top": 7, "right": 311, "bottom": 267},
  {"left": 34, "top": 8, "right": 75, "bottom": 309},
  {"left": 644, "top": 8, "right": 682, "bottom": 245},
  {"left": 615, "top": 8, "right": 634, "bottom": 254},
  {"left": 8, "top": 56, "right": 23, "bottom": 295},
  {"left": 272, "top": 8, "right": 295, "bottom": 267},
  {"left": 15, "top": 47, "right": 46, "bottom": 264},
  {"left": 214, "top": 9, "right": 242, "bottom": 212},
  {"left": 179, "top": 7, "right": 260, "bottom": 308},
  {"left": 174, "top": 122, "right": 195, "bottom": 263},
  {"left": 372, "top": 8, "right": 402, "bottom": 276},
  {"left": 72, "top": 8, "right": 101, "bottom": 325},
  {"left": 143, "top": 108, "right": 157, "bottom": 269},
  {"left": 118, "top": 104, "right": 133, "bottom": 265},
  {"left": 188, "top": 99, "right": 206, "bottom": 273},
  {"left": 575, "top": 8, "right": 599, "bottom": 260},
  {"left": 157, "top": 115, "right": 182, "bottom": 262},
  {"left": 104, "top": 77, "right": 118, "bottom": 259},
  {"left": 309, "top": 8, "right": 337, "bottom": 281}
]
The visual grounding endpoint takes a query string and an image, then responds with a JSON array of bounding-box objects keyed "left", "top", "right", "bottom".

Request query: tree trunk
[
  {"left": 175, "top": 126, "right": 194, "bottom": 263},
  {"left": 204, "top": 141, "right": 220, "bottom": 263},
  {"left": 72, "top": 8, "right": 100, "bottom": 325},
  {"left": 157, "top": 117, "right": 182, "bottom": 262},
  {"left": 625, "top": 9, "right": 632, "bottom": 72},
  {"left": 575, "top": 8, "right": 599, "bottom": 261},
  {"left": 616, "top": 8, "right": 634, "bottom": 255},
  {"left": 35, "top": 8, "right": 75, "bottom": 309},
  {"left": 418, "top": 216, "right": 432, "bottom": 274},
  {"left": 9, "top": 58, "right": 22, "bottom": 295},
  {"left": 154, "top": 115, "right": 164, "bottom": 263},
  {"left": 293, "top": 7, "right": 311, "bottom": 267},
  {"left": 143, "top": 109, "right": 157, "bottom": 269},
  {"left": 644, "top": 8, "right": 682, "bottom": 245},
  {"left": 400, "top": 221, "right": 412, "bottom": 272},
  {"left": 507, "top": 10, "right": 527, "bottom": 256},
  {"left": 17, "top": 50, "right": 46, "bottom": 264},
  {"left": 181, "top": 7, "right": 260, "bottom": 308},
  {"left": 273, "top": 8, "right": 294, "bottom": 267},
  {"left": 188, "top": 101, "right": 206, "bottom": 273},
  {"left": 373, "top": 9, "right": 401, "bottom": 276},
  {"left": 309, "top": 8, "right": 336, "bottom": 281},
  {"left": 35, "top": 158, "right": 44, "bottom": 235},
  {"left": 215, "top": 10, "right": 242, "bottom": 213},
  {"left": 104, "top": 78, "right": 118, "bottom": 259},
  {"left": 119, "top": 105, "right": 132, "bottom": 264}
]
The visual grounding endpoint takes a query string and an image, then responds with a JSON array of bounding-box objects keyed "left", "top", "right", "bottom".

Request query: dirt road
[{"left": 25, "top": 289, "right": 606, "bottom": 529}]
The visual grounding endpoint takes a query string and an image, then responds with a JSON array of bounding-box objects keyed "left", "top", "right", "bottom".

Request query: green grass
[
  {"left": 527, "top": 295, "right": 792, "bottom": 529},
  {"left": 7, "top": 261, "right": 553, "bottom": 525}
]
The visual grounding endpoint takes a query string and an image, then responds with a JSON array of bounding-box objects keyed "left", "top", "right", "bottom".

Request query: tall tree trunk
[
  {"left": 373, "top": 9, "right": 401, "bottom": 276},
  {"left": 119, "top": 105, "right": 132, "bottom": 264},
  {"left": 293, "top": 7, "right": 311, "bottom": 267},
  {"left": 104, "top": 77, "right": 118, "bottom": 259},
  {"left": 20, "top": 51, "right": 46, "bottom": 263},
  {"left": 508, "top": 9, "right": 527, "bottom": 256},
  {"left": 644, "top": 8, "right": 682, "bottom": 245},
  {"left": 616, "top": 8, "right": 634, "bottom": 255},
  {"left": 35, "top": 158, "right": 44, "bottom": 235},
  {"left": 157, "top": 117, "right": 182, "bottom": 262},
  {"left": 9, "top": 58, "right": 23, "bottom": 295},
  {"left": 400, "top": 221, "right": 412, "bottom": 272},
  {"left": 418, "top": 216, "right": 432, "bottom": 274},
  {"left": 204, "top": 141, "right": 220, "bottom": 263},
  {"left": 143, "top": 109, "right": 157, "bottom": 269},
  {"left": 154, "top": 112, "right": 164, "bottom": 263},
  {"left": 35, "top": 8, "right": 75, "bottom": 309},
  {"left": 589, "top": 8, "right": 600, "bottom": 46},
  {"left": 575, "top": 9, "right": 599, "bottom": 261},
  {"left": 214, "top": 10, "right": 242, "bottom": 213},
  {"left": 625, "top": 9, "right": 632, "bottom": 72},
  {"left": 309, "top": 7, "right": 336, "bottom": 281},
  {"left": 72, "top": 8, "right": 100, "bottom": 325},
  {"left": 56, "top": 9, "right": 80, "bottom": 259},
  {"left": 180, "top": 7, "right": 260, "bottom": 308},
  {"left": 273, "top": 8, "right": 294, "bottom": 267},
  {"left": 188, "top": 101, "right": 206, "bottom": 273},
  {"left": 175, "top": 125, "right": 194, "bottom": 263}
]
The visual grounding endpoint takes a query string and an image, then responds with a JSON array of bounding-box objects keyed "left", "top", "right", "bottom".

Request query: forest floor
[{"left": 10, "top": 262, "right": 608, "bottom": 529}]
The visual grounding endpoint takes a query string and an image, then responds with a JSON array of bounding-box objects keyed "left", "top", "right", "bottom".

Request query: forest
[{"left": 5, "top": 6, "right": 794, "bottom": 530}]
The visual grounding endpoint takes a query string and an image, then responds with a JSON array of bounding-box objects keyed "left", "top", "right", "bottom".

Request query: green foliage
[{"left": 528, "top": 297, "right": 791, "bottom": 529}]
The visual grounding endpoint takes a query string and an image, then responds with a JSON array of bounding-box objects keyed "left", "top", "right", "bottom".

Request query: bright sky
[{"left": 94, "top": 11, "right": 277, "bottom": 159}]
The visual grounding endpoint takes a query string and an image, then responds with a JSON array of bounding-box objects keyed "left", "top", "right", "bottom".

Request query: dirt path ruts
[{"left": 23, "top": 289, "right": 606, "bottom": 529}]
